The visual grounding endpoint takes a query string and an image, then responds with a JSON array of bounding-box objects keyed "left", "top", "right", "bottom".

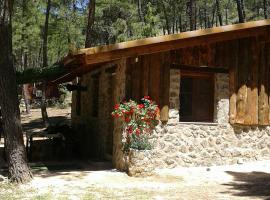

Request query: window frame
[{"left": 179, "top": 70, "right": 215, "bottom": 123}]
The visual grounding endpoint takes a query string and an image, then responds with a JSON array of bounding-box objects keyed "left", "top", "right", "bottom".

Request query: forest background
[{"left": 14, "top": 0, "right": 270, "bottom": 73}]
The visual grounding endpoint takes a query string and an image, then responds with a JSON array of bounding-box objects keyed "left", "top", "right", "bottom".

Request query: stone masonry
[
  {"left": 72, "top": 64, "right": 270, "bottom": 173},
  {"left": 146, "top": 70, "right": 270, "bottom": 169}
]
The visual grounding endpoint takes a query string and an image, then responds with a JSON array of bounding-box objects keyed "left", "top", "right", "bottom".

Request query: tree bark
[
  {"left": 241, "top": 0, "right": 246, "bottom": 21},
  {"left": 85, "top": 0, "right": 95, "bottom": 48},
  {"left": 41, "top": 0, "right": 51, "bottom": 127},
  {"left": 236, "top": 0, "right": 245, "bottom": 23},
  {"left": 203, "top": 1, "right": 208, "bottom": 28},
  {"left": 216, "top": 0, "right": 223, "bottom": 26},
  {"left": 187, "top": 0, "right": 196, "bottom": 31},
  {"left": 211, "top": 3, "right": 216, "bottom": 27},
  {"left": 263, "top": 0, "right": 268, "bottom": 19},
  {"left": 161, "top": 1, "right": 171, "bottom": 34},
  {"left": 21, "top": 0, "right": 31, "bottom": 114},
  {"left": 0, "top": 0, "right": 32, "bottom": 183},
  {"left": 23, "top": 83, "right": 31, "bottom": 114},
  {"left": 137, "top": 0, "right": 144, "bottom": 23}
]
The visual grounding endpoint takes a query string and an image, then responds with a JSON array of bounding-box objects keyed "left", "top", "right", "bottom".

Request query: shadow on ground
[
  {"left": 223, "top": 171, "right": 270, "bottom": 199},
  {"left": 0, "top": 160, "right": 113, "bottom": 181},
  {"left": 22, "top": 115, "right": 71, "bottom": 133}
]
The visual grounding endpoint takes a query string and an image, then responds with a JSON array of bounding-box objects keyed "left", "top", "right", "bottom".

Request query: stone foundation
[
  {"left": 149, "top": 121, "right": 270, "bottom": 169},
  {"left": 127, "top": 149, "right": 154, "bottom": 177}
]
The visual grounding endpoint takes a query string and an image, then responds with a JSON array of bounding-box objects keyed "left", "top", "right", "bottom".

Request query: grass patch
[
  {"left": 83, "top": 187, "right": 155, "bottom": 200},
  {"left": 0, "top": 182, "right": 55, "bottom": 200}
]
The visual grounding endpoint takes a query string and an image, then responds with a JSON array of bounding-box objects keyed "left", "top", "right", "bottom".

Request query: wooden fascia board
[
  {"left": 80, "top": 20, "right": 270, "bottom": 55},
  {"left": 84, "top": 25, "right": 269, "bottom": 65}
]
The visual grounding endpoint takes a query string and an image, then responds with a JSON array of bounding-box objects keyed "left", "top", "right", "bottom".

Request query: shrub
[{"left": 112, "top": 96, "right": 159, "bottom": 153}]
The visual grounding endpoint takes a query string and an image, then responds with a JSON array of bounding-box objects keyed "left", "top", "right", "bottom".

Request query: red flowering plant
[{"left": 111, "top": 96, "right": 160, "bottom": 152}]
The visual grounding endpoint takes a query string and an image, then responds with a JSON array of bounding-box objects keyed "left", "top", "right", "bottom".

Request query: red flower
[
  {"left": 135, "top": 129, "right": 140, "bottom": 135},
  {"left": 144, "top": 96, "right": 150, "bottom": 100},
  {"left": 114, "top": 104, "right": 120, "bottom": 110},
  {"left": 126, "top": 126, "right": 133, "bottom": 134},
  {"left": 125, "top": 117, "right": 131, "bottom": 122},
  {"left": 138, "top": 104, "right": 145, "bottom": 109}
]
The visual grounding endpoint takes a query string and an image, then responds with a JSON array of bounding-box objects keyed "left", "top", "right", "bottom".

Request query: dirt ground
[
  {"left": 0, "top": 108, "right": 270, "bottom": 200},
  {"left": 1, "top": 160, "right": 270, "bottom": 200}
]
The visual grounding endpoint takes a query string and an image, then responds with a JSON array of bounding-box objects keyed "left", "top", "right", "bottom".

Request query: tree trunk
[
  {"left": 22, "top": 54, "right": 30, "bottom": 114},
  {"left": 216, "top": 0, "right": 223, "bottom": 26},
  {"left": 179, "top": 13, "right": 183, "bottom": 32},
  {"left": 236, "top": 0, "right": 245, "bottom": 23},
  {"left": 41, "top": 81, "right": 49, "bottom": 127},
  {"left": 0, "top": 0, "right": 32, "bottom": 183},
  {"left": 187, "top": 0, "right": 196, "bottom": 31},
  {"left": 21, "top": 0, "right": 31, "bottom": 114},
  {"left": 204, "top": 1, "right": 208, "bottom": 28},
  {"left": 23, "top": 84, "right": 31, "bottom": 114},
  {"left": 263, "top": 0, "right": 268, "bottom": 19},
  {"left": 211, "top": 3, "right": 216, "bottom": 27},
  {"left": 225, "top": 7, "right": 229, "bottom": 24},
  {"left": 85, "top": 0, "right": 96, "bottom": 48},
  {"left": 161, "top": 1, "right": 170, "bottom": 34},
  {"left": 172, "top": 2, "right": 176, "bottom": 33},
  {"left": 137, "top": 0, "right": 144, "bottom": 23},
  {"left": 41, "top": 0, "right": 51, "bottom": 127},
  {"left": 241, "top": 0, "right": 246, "bottom": 21}
]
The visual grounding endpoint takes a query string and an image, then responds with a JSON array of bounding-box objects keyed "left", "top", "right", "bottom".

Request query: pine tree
[{"left": 0, "top": 0, "right": 32, "bottom": 183}]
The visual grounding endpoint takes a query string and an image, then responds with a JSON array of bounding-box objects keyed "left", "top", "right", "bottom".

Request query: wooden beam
[{"left": 171, "top": 63, "right": 229, "bottom": 73}]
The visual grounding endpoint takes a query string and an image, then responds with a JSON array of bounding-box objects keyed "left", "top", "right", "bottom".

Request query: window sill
[{"left": 178, "top": 121, "right": 219, "bottom": 126}]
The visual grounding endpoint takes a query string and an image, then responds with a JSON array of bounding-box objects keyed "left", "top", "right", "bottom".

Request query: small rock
[{"left": 237, "top": 158, "right": 244, "bottom": 164}]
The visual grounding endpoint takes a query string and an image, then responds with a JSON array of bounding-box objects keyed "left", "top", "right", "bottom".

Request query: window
[{"left": 180, "top": 72, "right": 214, "bottom": 122}]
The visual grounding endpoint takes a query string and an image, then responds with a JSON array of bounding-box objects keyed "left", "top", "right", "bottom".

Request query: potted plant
[{"left": 111, "top": 96, "right": 159, "bottom": 176}]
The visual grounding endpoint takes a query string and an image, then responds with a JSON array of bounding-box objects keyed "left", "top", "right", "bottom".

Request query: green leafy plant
[{"left": 112, "top": 96, "right": 159, "bottom": 153}]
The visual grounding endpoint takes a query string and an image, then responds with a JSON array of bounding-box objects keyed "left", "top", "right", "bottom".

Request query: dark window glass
[{"left": 180, "top": 74, "right": 213, "bottom": 122}]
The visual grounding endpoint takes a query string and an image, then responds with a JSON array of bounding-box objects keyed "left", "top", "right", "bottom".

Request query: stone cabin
[{"left": 54, "top": 20, "right": 270, "bottom": 171}]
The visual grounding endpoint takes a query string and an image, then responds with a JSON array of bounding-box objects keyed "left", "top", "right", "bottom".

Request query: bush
[{"left": 112, "top": 96, "right": 159, "bottom": 153}]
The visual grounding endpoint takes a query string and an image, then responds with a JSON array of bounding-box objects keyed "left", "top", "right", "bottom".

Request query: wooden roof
[{"left": 52, "top": 20, "right": 270, "bottom": 84}]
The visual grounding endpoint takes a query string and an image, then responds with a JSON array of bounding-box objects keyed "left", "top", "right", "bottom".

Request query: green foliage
[
  {"left": 56, "top": 84, "right": 71, "bottom": 109},
  {"left": 12, "top": 0, "right": 270, "bottom": 78},
  {"left": 123, "top": 133, "right": 152, "bottom": 152},
  {"left": 16, "top": 65, "right": 66, "bottom": 84}
]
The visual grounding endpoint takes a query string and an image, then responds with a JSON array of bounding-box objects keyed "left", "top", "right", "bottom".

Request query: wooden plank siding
[
  {"left": 230, "top": 36, "right": 270, "bottom": 125},
  {"left": 126, "top": 52, "right": 170, "bottom": 122},
  {"left": 126, "top": 36, "right": 269, "bottom": 125},
  {"left": 258, "top": 40, "right": 269, "bottom": 125}
]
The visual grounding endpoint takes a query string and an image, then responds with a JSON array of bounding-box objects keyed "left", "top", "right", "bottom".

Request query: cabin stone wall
[
  {"left": 71, "top": 62, "right": 270, "bottom": 172},
  {"left": 71, "top": 60, "right": 126, "bottom": 163},
  {"left": 146, "top": 69, "right": 270, "bottom": 169}
]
